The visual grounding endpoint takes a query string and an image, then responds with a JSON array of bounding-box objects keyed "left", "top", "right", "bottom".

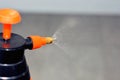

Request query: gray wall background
[{"left": 0, "top": 0, "right": 120, "bottom": 14}]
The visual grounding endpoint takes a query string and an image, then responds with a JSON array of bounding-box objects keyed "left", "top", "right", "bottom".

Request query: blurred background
[{"left": 0, "top": 0, "right": 120, "bottom": 80}]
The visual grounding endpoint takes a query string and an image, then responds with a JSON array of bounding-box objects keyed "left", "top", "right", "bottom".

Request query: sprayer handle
[{"left": 0, "top": 8, "right": 21, "bottom": 40}]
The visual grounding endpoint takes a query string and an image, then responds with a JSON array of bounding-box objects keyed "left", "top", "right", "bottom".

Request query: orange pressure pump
[
  {"left": 0, "top": 8, "right": 54, "bottom": 80},
  {"left": 0, "top": 8, "right": 54, "bottom": 48}
]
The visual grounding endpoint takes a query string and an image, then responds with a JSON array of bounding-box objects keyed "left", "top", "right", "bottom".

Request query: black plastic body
[{"left": 0, "top": 33, "right": 32, "bottom": 80}]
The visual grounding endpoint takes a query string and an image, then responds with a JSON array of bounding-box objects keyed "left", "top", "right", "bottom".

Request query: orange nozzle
[
  {"left": 29, "top": 36, "right": 54, "bottom": 49},
  {"left": 29, "top": 36, "right": 46, "bottom": 49}
]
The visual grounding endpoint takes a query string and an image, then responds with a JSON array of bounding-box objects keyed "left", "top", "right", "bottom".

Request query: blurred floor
[{"left": 3, "top": 14, "right": 120, "bottom": 80}]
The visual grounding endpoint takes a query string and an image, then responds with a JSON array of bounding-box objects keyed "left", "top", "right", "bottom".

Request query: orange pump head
[
  {"left": 0, "top": 8, "right": 21, "bottom": 40},
  {"left": 0, "top": 8, "right": 21, "bottom": 24}
]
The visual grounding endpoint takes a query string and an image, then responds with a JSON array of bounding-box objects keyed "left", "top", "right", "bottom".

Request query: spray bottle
[{"left": 0, "top": 8, "right": 54, "bottom": 80}]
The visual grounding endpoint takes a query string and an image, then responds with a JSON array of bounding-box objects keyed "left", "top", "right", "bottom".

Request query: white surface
[
  {"left": 8, "top": 14, "right": 120, "bottom": 80},
  {"left": 0, "top": 0, "right": 120, "bottom": 14}
]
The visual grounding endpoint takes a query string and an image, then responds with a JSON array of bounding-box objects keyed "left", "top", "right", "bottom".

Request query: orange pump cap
[
  {"left": 0, "top": 8, "right": 21, "bottom": 24},
  {"left": 29, "top": 36, "right": 47, "bottom": 49}
]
